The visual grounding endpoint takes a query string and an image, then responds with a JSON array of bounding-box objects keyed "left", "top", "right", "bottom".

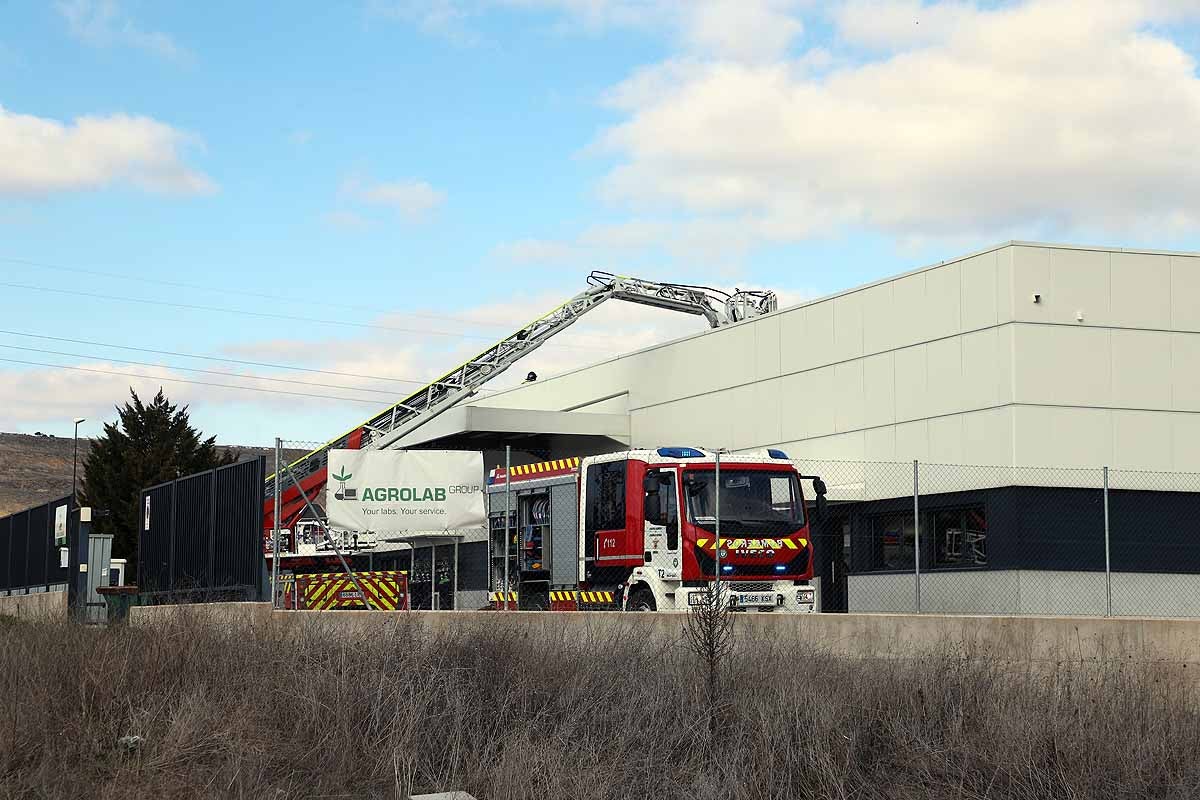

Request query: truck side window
[
  {"left": 586, "top": 461, "right": 626, "bottom": 532},
  {"left": 644, "top": 471, "right": 678, "bottom": 550}
]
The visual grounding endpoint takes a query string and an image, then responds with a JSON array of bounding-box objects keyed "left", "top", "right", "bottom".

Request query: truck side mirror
[
  {"left": 815, "top": 494, "right": 827, "bottom": 521},
  {"left": 643, "top": 474, "right": 660, "bottom": 494}
]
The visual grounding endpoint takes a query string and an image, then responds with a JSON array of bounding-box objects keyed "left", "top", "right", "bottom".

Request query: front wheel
[{"left": 626, "top": 587, "right": 656, "bottom": 612}]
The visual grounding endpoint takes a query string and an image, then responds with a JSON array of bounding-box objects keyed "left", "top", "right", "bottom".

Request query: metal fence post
[
  {"left": 272, "top": 437, "right": 281, "bottom": 609},
  {"left": 504, "top": 445, "right": 511, "bottom": 612},
  {"left": 1103, "top": 465, "right": 1112, "bottom": 617},
  {"left": 913, "top": 459, "right": 921, "bottom": 614}
]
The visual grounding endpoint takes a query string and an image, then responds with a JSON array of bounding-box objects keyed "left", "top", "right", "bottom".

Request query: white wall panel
[
  {"left": 925, "top": 259, "right": 961, "bottom": 341},
  {"left": 894, "top": 419, "right": 930, "bottom": 462},
  {"left": 925, "top": 336, "right": 964, "bottom": 417},
  {"left": 1172, "top": 256, "right": 1200, "bottom": 331},
  {"left": 834, "top": 360, "right": 865, "bottom": 432},
  {"left": 777, "top": 305, "right": 808, "bottom": 374},
  {"left": 860, "top": 282, "right": 896, "bottom": 355},
  {"left": 1013, "top": 405, "right": 1112, "bottom": 467},
  {"left": 960, "top": 250, "right": 999, "bottom": 331},
  {"left": 864, "top": 425, "right": 897, "bottom": 461},
  {"left": 890, "top": 272, "right": 927, "bottom": 349},
  {"left": 961, "top": 406, "right": 1015, "bottom": 466},
  {"left": 1111, "top": 251, "right": 1171, "bottom": 329},
  {"left": 1170, "top": 415, "right": 1200, "bottom": 472},
  {"left": 1171, "top": 333, "right": 1200, "bottom": 412},
  {"left": 793, "top": 301, "right": 836, "bottom": 374},
  {"left": 893, "top": 345, "right": 928, "bottom": 423},
  {"left": 997, "top": 245, "right": 1014, "bottom": 324},
  {"left": 1050, "top": 247, "right": 1110, "bottom": 326},
  {"left": 960, "top": 328, "right": 1005, "bottom": 410},
  {"left": 753, "top": 314, "right": 782, "bottom": 380},
  {"left": 1011, "top": 245, "right": 1050, "bottom": 323},
  {"left": 1110, "top": 329, "right": 1171, "bottom": 409},
  {"left": 789, "top": 430, "right": 865, "bottom": 462},
  {"left": 861, "top": 352, "right": 896, "bottom": 429},
  {"left": 831, "top": 292, "right": 864, "bottom": 362},
  {"left": 1012, "top": 325, "right": 1111, "bottom": 406},
  {"left": 927, "top": 414, "right": 965, "bottom": 464},
  {"left": 1111, "top": 410, "right": 1173, "bottom": 471}
]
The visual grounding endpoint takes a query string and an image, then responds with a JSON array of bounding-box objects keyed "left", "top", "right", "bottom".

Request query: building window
[
  {"left": 868, "top": 512, "right": 916, "bottom": 571},
  {"left": 861, "top": 505, "right": 988, "bottom": 572},
  {"left": 932, "top": 507, "right": 987, "bottom": 567}
]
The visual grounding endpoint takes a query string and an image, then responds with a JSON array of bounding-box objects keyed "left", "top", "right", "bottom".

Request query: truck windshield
[{"left": 684, "top": 470, "right": 805, "bottom": 533}]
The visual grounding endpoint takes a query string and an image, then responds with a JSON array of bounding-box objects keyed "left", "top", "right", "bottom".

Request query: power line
[
  {"left": 0, "top": 356, "right": 386, "bottom": 405},
  {"left": 0, "top": 278, "right": 612, "bottom": 352},
  {"left": 0, "top": 328, "right": 496, "bottom": 389},
  {"left": 0, "top": 343, "right": 415, "bottom": 397},
  {"left": 0, "top": 254, "right": 527, "bottom": 333}
]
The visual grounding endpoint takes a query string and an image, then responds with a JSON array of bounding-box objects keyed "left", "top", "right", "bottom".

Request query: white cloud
[
  {"left": 0, "top": 105, "right": 215, "bottom": 196},
  {"left": 374, "top": 0, "right": 808, "bottom": 60},
  {"left": 332, "top": 176, "right": 446, "bottom": 224},
  {"left": 593, "top": 0, "right": 1200, "bottom": 241},
  {"left": 321, "top": 210, "right": 372, "bottom": 230},
  {"left": 491, "top": 237, "right": 582, "bottom": 265},
  {"left": 56, "top": 0, "right": 188, "bottom": 61}
]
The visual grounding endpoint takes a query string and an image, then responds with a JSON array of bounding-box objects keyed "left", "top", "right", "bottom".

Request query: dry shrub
[{"left": 1, "top": 612, "right": 1199, "bottom": 800}]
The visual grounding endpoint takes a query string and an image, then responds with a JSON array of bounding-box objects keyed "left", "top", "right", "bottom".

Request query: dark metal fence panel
[
  {"left": 214, "top": 458, "right": 265, "bottom": 590},
  {"left": 139, "top": 483, "right": 175, "bottom": 594},
  {"left": 10, "top": 509, "right": 29, "bottom": 590},
  {"left": 26, "top": 504, "right": 48, "bottom": 587},
  {"left": 0, "top": 495, "right": 73, "bottom": 594},
  {"left": 139, "top": 457, "right": 266, "bottom": 602},
  {"left": 174, "top": 471, "right": 214, "bottom": 590}
]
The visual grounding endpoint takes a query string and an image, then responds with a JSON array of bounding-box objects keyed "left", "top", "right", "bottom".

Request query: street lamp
[{"left": 72, "top": 417, "right": 85, "bottom": 502}]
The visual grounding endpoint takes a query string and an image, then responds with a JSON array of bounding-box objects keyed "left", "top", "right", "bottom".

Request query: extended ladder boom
[{"left": 265, "top": 272, "right": 776, "bottom": 504}]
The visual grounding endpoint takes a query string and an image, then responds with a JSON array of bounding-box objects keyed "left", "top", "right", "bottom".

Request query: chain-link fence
[{"left": 787, "top": 457, "right": 1200, "bottom": 618}]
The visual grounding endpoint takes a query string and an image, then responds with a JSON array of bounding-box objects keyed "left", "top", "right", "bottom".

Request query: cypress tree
[{"left": 79, "top": 388, "right": 233, "bottom": 576}]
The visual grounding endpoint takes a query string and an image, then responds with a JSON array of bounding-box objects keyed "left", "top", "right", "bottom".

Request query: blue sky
[{"left": 3, "top": 0, "right": 1200, "bottom": 446}]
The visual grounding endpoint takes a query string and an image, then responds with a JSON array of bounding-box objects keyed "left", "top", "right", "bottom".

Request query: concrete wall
[
  {"left": 0, "top": 589, "right": 67, "bottom": 619},
  {"left": 128, "top": 602, "right": 1200, "bottom": 666},
  {"left": 470, "top": 241, "right": 1200, "bottom": 479},
  {"left": 849, "top": 570, "right": 1200, "bottom": 618}
]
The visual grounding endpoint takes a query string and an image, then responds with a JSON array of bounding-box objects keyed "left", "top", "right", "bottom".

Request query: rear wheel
[{"left": 626, "top": 587, "right": 656, "bottom": 612}]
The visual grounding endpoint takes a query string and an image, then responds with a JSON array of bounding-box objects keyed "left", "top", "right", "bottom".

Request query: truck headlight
[{"left": 796, "top": 589, "right": 815, "bottom": 605}]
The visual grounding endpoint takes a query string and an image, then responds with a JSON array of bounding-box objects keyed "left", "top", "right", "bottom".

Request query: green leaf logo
[{"left": 332, "top": 469, "right": 352, "bottom": 482}]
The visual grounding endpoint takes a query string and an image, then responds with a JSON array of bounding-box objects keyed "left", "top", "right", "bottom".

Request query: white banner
[{"left": 326, "top": 449, "right": 486, "bottom": 533}]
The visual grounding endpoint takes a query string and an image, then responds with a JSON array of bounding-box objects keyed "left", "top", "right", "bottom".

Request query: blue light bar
[
  {"left": 721, "top": 565, "right": 734, "bottom": 573},
  {"left": 774, "top": 564, "right": 787, "bottom": 572},
  {"left": 767, "top": 449, "right": 789, "bottom": 459},
  {"left": 657, "top": 447, "right": 705, "bottom": 459}
]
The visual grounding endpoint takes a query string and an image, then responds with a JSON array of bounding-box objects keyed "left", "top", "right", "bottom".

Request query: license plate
[{"left": 736, "top": 593, "right": 776, "bottom": 606}]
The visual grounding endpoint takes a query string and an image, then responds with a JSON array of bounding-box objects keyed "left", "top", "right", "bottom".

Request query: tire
[{"left": 626, "top": 587, "right": 657, "bottom": 612}]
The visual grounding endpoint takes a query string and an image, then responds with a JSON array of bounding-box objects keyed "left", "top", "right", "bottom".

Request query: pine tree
[{"left": 80, "top": 388, "right": 233, "bottom": 575}]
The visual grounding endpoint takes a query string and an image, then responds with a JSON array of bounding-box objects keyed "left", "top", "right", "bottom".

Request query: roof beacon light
[
  {"left": 657, "top": 447, "right": 706, "bottom": 459},
  {"left": 767, "top": 449, "right": 789, "bottom": 459}
]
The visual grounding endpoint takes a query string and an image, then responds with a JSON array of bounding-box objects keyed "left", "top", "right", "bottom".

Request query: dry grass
[{"left": 2, "top": 613, "right": 1199, "bottom": 799}]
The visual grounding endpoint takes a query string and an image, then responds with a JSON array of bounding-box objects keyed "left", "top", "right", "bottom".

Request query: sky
[{"left": 2, "top": 0, "right": 1200, "bottom": 446}]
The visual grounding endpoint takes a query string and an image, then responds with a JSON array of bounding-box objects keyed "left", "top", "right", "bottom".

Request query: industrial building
[{"left": 379, "top": 241, "right": 1200, "bottom": 616}]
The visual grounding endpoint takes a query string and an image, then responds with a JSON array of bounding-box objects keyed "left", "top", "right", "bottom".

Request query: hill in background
[{"left": 0, "top": 433, "right": 305, "bottom": 517}]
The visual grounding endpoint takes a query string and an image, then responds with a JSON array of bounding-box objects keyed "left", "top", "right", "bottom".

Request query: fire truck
[
  {"left": 486, "top": 447, "right": 826, "bottom": 613},
  {"left": 264, "top": 273, "right": 779, "bottom": 551}
]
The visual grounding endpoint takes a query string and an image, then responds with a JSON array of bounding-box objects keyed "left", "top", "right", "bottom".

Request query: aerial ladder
[{"left": 264, "top": 271, "right": 778, "bottom": 533}]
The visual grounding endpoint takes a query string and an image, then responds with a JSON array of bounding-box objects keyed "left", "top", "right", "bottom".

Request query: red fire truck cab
[{"left": 486, "top": 447, "right": 826, "bottom": 613}]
